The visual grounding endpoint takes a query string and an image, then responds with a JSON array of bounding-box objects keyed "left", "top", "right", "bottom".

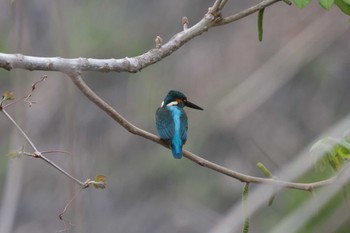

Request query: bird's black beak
[{"left": 185, "top": 100, "right": 203, "bottom": 110}]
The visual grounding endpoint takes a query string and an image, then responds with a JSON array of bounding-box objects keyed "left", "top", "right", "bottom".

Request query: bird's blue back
[{"left": 156, "top": 106, "right": 188, "bottom": 159}]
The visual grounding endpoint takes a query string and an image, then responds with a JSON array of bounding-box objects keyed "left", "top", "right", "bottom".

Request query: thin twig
[
  {"left": 41, "top": 150, "right": 72, "bottom": 156},
  {"left": 1, "top": 108, "right": 85, "bottom": 187},
  {"left": 23, "top": 75, "right": 47, "bottom": 107},
  {"left": 37, "top": 153, "right": 85, "bottom": 187},
  {"left": 3, "top": 75, "right": 47, "bottom": 109},
  {"left": 211, "top": 0, "right": 224, "bottom": 13},
  {"left": 2, "top": 109, "right": 39, "bottom": 152},
  {"left": 216, "top": 0, "right": 281, "bottom": 25},
  {"left": 219, "top": 0, "right": 229, "bottom": 10},
  {"left": 59, "top": 187, "right": 84, "bottom": 231}
]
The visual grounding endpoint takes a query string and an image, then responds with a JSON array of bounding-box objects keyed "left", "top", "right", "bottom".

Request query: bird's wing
[{"left": 156, "top": 107, "right": 175, "bottom": 140}]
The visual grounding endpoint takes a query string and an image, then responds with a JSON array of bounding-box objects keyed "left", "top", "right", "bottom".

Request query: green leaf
[
  {"left": 6, "top": 150, "right": 22, "bottom": 158},
  {"left": 2, "top": 91, "right": 15, "bottom": 101},
  {"left": 242, "top": 183, "right": 250, "bottom": 233},
  {"left": 332, "top": 138, "right": 350, "bottom": 149},
  {"left": 258, "top": 8, "right": 265, "bottom": 42},
  {"left": 310, "top": 136, "right": 350, "bottom": 171},
  {"left": 6, "top": 146, "right": 24, "bottom": 158},
  {"left": 311, "top": 137, "right": 350, "bottom": 154},
  {"left": 336, "top": 145, "right": 350, "bottom": 159},
  {"left": 256, "top": 163, "right": 277, "bottom": 206},
  {"left": 268, "top": 195, "right": 276, "bottom": 206},
  {"left": 335, "top": 0, "right": 350, "bottom": 15},
  {"left": 319, "top": 0, "right": 335, "bottom": 9},
  {"left": 256, "top": 162, "right": 273, "bottom": 178},
  {"left": 294, "top": 0, "right": 312, "bottom": 8},
  {"left": 327, "top": 152, "right": 341, "bottom": 171},
  {"left": 92, "top": 175, "right": 107, "bottom": 189}
]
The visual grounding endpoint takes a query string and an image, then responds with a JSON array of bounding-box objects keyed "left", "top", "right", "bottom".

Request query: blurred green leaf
[
  {"left": 327, "top": 152, "right": 341, "bottom": 171},
  {"left": 6, "top": 150, "right": 22, "bottom": 158},
  {"left": 294, "top": 0, "right": 312, "bottom": 8},
  {"left": 6, "top": 146, "right": 24, "bottom": 158},
  {"left": 335, "top": 0, "right": 350, "bottom": 15},
  {"left": 336, "top": 145, "right": 350, "bottom": 159},
  {"left": 256, "top": 162, "right": 273, "bottom": 178},
  {"left": 311, "top": 136, "right": 350, "bottom": 171},
  {"left": 268, "top": 194, "right": 276, "bottom": 206},
  {"left": 242, "top": 183, "right": 250, "bottom": 233},
  {"left": 319, "top": 0, "right": 335, "bottom": 9},
  {"left": 92, "top": 175, "right": 107, "bottom": 189},
  {"left": 311, "top": 137, "right": 350, "bottom": 153},
  {"left": 2, "top": 91, "right": 14, "bottom": 101},
  {"left": 256, "top": 163, "right": 277, "bottom": 206},
  {"left": 258, "top": 8, "right": 265, "bottom": 42}
]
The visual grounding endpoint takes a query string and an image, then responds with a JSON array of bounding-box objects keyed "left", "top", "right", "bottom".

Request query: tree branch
[
  {"left": 0, "top": 0, "right": 283, "bottom": 74},
  {"left": 1, "top": 108, "right": 86, "bottom": 187},
  {"left": 67, "top": 71, "right": 343, "bottom": 192},
  {"left": 217, "top": 0, "right": 281, "bottom": 26}
]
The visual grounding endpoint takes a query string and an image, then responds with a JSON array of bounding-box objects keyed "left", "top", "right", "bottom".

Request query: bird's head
[{"left": 160, "top": 90, "right": 203, "bottom": 110}]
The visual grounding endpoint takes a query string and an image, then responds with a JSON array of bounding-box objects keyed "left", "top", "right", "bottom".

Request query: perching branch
[{"left": 67, "top": 71, "right": 344, "bottom": 192}]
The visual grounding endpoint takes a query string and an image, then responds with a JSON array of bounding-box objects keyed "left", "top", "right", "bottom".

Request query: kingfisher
[{"left": 156, "top": 90, "right": 203, "bottom": 159}]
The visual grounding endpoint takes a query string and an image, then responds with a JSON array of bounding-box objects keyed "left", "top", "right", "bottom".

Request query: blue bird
[{"left": 156, "top": 90, "right": 203, "bottom": 159}]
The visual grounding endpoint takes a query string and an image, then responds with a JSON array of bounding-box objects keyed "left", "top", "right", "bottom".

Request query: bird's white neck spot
[
  {"left": 166, "top": 101, "right": 178, "bottom": 107},
  {"left": 160, "top": 101, "right": 165, "bottom": 107}
]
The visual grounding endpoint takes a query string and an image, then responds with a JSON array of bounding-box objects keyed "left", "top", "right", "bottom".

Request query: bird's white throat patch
[
  {"left": 166, "top": 101, "right": 178, "bottom": 107},
  {"left": 160, "top": 101, "right": 179, "bottom": 107}
]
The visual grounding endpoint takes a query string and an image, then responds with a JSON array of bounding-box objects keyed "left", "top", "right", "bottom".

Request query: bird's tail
[{"left": 171, "top": 142, "right": 183, "bottom": 159}]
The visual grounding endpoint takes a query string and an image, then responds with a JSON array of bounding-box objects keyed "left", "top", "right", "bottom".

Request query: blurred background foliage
[{"left": 0, "top": 0, "right": 350, "bottom": 233}]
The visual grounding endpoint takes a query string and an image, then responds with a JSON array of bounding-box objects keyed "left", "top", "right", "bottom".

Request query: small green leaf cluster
[
  {"left": 310, "top": 135, "right": 350, "bottom": 171},
  {"left": 0, "top": 91, "right": 14, "bottom": 109},
  {"left": 6, "top": 146, "right": 24, "bottom": 158},
  {"left": 294, "top": 0, "right": 350, "bottom": 15},
  {"left": 91, "top": 175, "right": 107, "bottom": 189},
  {"left": 256, "top": 163, "right": 277, "bottom": 206}
]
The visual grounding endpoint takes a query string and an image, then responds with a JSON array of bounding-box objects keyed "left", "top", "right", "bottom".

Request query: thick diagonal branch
[{"left": 0, "top": 0, "right": 282, "bottom": 74}]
